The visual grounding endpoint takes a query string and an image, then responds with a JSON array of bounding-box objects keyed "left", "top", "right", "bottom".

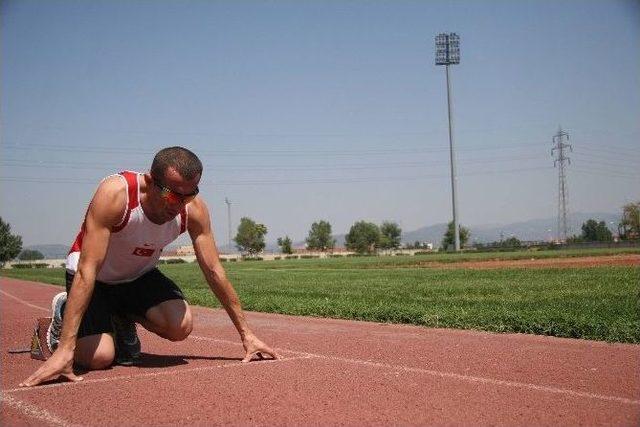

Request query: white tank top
[{"left": 66, "top": 171, "right": 187, "bottom": 284}]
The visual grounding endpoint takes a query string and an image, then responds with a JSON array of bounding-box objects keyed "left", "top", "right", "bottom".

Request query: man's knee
[
  {"left": 146, "top": 299, "right": 193, "bottom": 341},
  {"left": 85, "top": 351, "right": 115, "bottom": 370},
  {"left": 75, "top": 333, "right": 115, "bottom": 370},
  {"left": 165, "top": 317, "right": 193, "bottom": 341}
]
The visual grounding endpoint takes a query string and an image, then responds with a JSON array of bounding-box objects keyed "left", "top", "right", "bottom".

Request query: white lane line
[
  {"left": 0, "top": 289, "right": 49, "bottom": 312},
  {"left": 189, "top": 335, "right": 640, "bottom": 407},
  {"left": 3, "top": 355, "right": 313, "bottom": 394},
  {"left": 3, "top": 286, "right": 639, "bottom": 407},
  {"left": 0, "top": 394, "right": 73, "bottom": 427},
  {"left": 0, "top": 278, "right": 62, "bottom": 290}
]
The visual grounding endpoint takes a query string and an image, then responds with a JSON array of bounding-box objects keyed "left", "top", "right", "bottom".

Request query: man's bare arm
[
  {"left": 20, "top": 177, "right": 126, "bottom": 386},
  {"left": 188, "top": 198, "right": 279, "bottom": 362}
]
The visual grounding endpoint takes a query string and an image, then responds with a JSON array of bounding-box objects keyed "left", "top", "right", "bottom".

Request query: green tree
[
  {"left": 379, "top": 221, "right": 402, "bottom": 250},
  {"left": 234, "top": 217, "right": 268, "bottom": 256},
  {"left": 566, "top": 234, "right": 584, "bottom": 244},
  {"left": 345, "top": 221, "right": 380, "bottom": 254},
  {"left": 502, "top": 236, "right": 522, "bottom": 248},
  {"left": 581, "top": 219, "right": 613, "bottom": 242},
  {"left": 305, "top": 220, "right": 336, "bottom": 252},
  {"left": 18, "top": 249, "right": 45, "bottom": 261},
  {"left": 619, "top": 202, "right": 640, "bottom": 240},
  {"left": 277, "top": 236, "right": 293, "bottom": 254},
  {"left": 441, "top": 221, "right": 470, "bottom": 250},
  {"left": 0, "top": 217, "right": 22, "bottom": 264}
]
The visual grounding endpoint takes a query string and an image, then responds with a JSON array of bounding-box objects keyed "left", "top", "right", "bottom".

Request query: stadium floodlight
[
  {"left": 435, "top": 33, "right": 461, "bottom": 251},
  {"left": 435, "top": 33, "right": 460, "bottom": 65}
]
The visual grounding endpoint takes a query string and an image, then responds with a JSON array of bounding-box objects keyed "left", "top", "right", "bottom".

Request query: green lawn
[{"left": 3, "top": 249, "right": 639, "bottom": 343}]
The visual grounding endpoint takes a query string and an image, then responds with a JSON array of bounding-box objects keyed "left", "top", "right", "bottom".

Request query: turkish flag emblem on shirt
[{"left": 132, "top": 247, "right": 155, "bottom": 257}]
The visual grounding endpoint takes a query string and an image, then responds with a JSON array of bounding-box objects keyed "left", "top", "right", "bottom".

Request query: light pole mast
[
  {"left": 224, "top": 197, "right": 232, "bottom": 252},
  {"left": 436, "top": 33, "right": 461, "bottom": 251}
]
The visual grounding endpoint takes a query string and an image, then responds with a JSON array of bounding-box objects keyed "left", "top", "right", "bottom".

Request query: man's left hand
[{"left": 241, "top": 333, "right": 280, "bottom": 363}]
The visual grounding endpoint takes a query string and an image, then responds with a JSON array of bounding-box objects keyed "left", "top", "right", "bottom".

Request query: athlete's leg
[
  {"left": 123, "top": 268, "right": 193, "bottom": 342},
  {"left": 65, "top": 272, "right": 117, "bottom": 370},
  {"left": 74, "top": 334, "right": 115, "bottom": 369},
  {"left": 138, "top": 299, "right": 193, "bottom": 342}
]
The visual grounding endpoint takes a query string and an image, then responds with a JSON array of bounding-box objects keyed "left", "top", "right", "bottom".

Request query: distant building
[
  {"left": 175, "top": 245, "right": 195, "bottom": 256},
  {"left": 293, "top": 247, "right": 350, "bottom": 255}
]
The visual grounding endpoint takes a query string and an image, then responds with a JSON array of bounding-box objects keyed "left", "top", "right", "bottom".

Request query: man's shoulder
[
  {"left": 187, "top": 197, "right": 209, "bottom": 219},
  {"left": 97, "top": 175, "right": 128, "bottom": 197},
  {"left": 88, "top": 175, "right": 129, "bottom": 223}
]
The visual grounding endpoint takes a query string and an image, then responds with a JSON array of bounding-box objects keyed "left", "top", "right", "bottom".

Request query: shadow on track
[{"left": 133, "top": 352, "right": 243, "bottom": 368}]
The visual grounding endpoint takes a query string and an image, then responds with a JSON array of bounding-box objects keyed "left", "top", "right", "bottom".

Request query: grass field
[{"left": 2, "top": 249, "right": 639, "bottom": 343}]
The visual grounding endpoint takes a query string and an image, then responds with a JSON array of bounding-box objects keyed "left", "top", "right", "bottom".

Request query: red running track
[{"left": 1, "top": 277, "right": 639, "bottom": 426}]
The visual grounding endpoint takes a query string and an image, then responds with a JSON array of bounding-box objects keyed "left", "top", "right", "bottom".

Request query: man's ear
[{"left": 143, "top": 173, "right": 153, "bottom": 185}]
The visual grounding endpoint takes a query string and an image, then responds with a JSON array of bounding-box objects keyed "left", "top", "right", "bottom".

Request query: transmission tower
[{"left": 551, "top": 127, "right": 572, "bottom": 242}]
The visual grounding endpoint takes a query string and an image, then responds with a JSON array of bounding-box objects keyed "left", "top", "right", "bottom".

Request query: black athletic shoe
[
  {"left": 46, "top": 292, "right": 67, "bottom": 352},
  {"left": 112, "top": 314, "right": 141, "bottom": 366}
]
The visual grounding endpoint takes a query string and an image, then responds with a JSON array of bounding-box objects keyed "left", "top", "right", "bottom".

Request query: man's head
[
  {"left": 151, "top": 146, "right": 202, "bottom": 181},
  {"left": 146, "top": 147, "right": 203, "bottom": 222}
]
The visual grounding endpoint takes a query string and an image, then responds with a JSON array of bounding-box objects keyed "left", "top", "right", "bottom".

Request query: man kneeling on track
[{"left": 20, "top": 146, "right": 279, "bottom": 387}]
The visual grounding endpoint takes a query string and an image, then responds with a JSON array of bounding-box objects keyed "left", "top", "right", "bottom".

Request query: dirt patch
[{"left": 417, "top": 254, "right": 640, "bottom": 270}]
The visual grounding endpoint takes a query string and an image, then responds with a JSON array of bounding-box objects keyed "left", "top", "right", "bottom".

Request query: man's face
[{"left": 151, "top": 166, "right": 200, "bottom": 222}]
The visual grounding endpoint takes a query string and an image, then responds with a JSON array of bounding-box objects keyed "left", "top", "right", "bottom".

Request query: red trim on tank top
[
  {"left": 179, "top": 207, "right": 187, "bottom": 234},
  {"left": 112, "top": 171, "right": 140, "bottom": 233},
  {"left": 69, "top": 222, "right": 85, "bottom": 254}
]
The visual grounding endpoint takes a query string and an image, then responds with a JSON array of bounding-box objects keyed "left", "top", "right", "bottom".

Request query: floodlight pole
[
  {"left": 225, "top": 197, "right": 232, "bottom": 252},
  {"left": 445, "top": 63, "right": 460, "bottom": 252},
  {"left": 436, "top": 33, "right": 461, "bottom": 251}
]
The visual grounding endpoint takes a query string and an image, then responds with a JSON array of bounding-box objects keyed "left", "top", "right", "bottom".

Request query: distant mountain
[
  {"left": 24, "top": 244, "right": 69, "bottom": 259},
  {"left": 35, "top": 213, "right": 620, "bottom": 255},
  {"left": 400, "top": 212, "right": 621, "bottom": 245},
  {"left": 402, "top": 223, "right": 449, "bottom": 246}
]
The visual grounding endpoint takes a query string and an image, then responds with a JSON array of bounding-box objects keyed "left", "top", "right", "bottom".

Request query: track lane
[{"left": 2, "top": 276, "right": 639, "bottom": 426}]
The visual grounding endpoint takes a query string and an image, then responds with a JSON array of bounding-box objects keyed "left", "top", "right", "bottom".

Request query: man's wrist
[{"left": 57, "top": 337, "right": 77, "bottom": 352}]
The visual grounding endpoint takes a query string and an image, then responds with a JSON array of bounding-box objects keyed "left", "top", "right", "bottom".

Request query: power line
[
  {"left": 0, "top": 166, "right": 555, "bottom": 186},
  {"left": 572, "top": 169, "right": 640, "bottom": 180},
  {"left": 1, "top": 140, "right": 548, "bottom": 156},
  {"left": 0, "top": 155, "right": 547, "bottom": 171}
]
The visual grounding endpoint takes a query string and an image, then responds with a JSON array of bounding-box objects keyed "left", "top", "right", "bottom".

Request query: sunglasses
[{"left": 153, "top": 178, "right": 199, "bottom": 204}]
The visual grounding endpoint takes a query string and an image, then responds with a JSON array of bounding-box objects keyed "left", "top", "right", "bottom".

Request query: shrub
[{"left": 12, "top": 263, "right": 50, "bottom": 269}]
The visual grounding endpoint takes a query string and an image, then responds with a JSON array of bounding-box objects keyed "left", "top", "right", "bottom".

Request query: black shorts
[{"left": 65, "top": 268, "right": 186, "bottom": 339}]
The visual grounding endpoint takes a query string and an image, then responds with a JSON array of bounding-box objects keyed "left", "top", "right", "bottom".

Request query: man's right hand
[{"left": 19, "top": 347, "right": 83, "bottom": 387}]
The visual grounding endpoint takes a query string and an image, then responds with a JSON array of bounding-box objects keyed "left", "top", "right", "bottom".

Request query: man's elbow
[{"left": 75, "top": 266, "right": 97, "bottom": 286}]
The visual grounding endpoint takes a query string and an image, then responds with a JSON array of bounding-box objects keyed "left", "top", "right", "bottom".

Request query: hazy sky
[{"left": 2, "top": 0, "right": 639, "bottom": 248}]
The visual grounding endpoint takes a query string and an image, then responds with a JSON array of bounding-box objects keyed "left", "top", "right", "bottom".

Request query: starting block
[{"left": 30, "top": 317, "right": 53, "bottom": 361}]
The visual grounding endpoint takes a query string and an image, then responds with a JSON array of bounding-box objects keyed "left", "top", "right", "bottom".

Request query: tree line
[
  {"left": 1, "top": 202, "right": 638, "bottom": 263},
  {"left": 235, "top": 218, "right": 403, "bottom": 256},
  {"left": 232, "top": 202, "right": 640, "bottom": 255}
]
